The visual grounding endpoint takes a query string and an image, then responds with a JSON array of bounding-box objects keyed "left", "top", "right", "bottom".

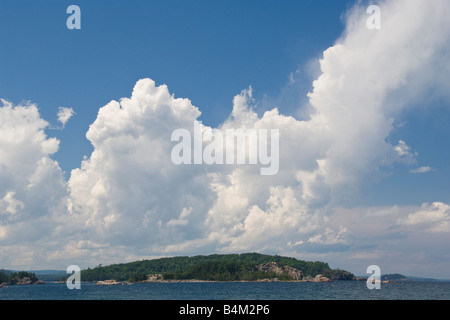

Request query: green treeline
[
  {"left": 78, "top": 253, "right": 354, "bottom": 282},
  {"left": 163, "top": 260, "right": 292, "bottom": 281},
  {"left": 0, "top": 270, "right": 38, "bottom": 285}
]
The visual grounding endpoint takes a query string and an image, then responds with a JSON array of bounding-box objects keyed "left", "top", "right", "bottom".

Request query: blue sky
[{"left": 1, "top": 0, "right": 450, "bottom": 279}]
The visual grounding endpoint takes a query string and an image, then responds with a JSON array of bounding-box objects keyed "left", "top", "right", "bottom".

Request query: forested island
[
  {"left": 77, "top": 253, "right": 356, "bottom": 283},
  {"left": 0, "top": 270, "right": 44, "bottom": 286}
]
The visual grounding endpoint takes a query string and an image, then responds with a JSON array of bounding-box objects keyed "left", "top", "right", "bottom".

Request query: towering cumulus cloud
[
  {"left": 67, "top": 80, "right": 212, "bottom": 252},
  {"left": 66, "top": 0, "right": 450, "bottom": 264},
  {"left": 1, "top": 0, "right": 449, "bottom": 272}
]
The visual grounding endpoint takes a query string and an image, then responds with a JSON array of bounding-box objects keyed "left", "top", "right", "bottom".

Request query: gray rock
[{"left": 255, "top": 262, "right": 303, "bottom": 280}]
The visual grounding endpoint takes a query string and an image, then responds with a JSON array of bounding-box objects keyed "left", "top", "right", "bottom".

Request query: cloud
[
  {"left": 307, "top": 226, "right": 348, "bottom": 245},
  {"left": 317, "top": 204, "right": 450, "bottom": 275},
  {"left": 394, "top": 140, "right": 417, "bottom": 164},
  {"left": 409, "top": 166, "right": 434, "bottom": 174},
  {"left": 0, "top": 100, "right": 68, "bottom": 260},
  {"left": 57, "top": 107, "right": 75, "bottom": 127},
  {"left": 401, "top": 202, "right": 450, "bottom": 233},
  {"left": 57, "top": 107, "right": 75, "bottom": 126},
  {"left": 288, "top": 65, "right": 302, "bottom": 85},
  {"left": 1, "top": 0, "right": 450, "bottom": 275},
  {"left": 67, "top": 79, "right": 213, "bottom": 251},
  {"left": 67, "top": 0, "right": 448, "bottom": 267},
  {"left": 0, "top": 191, "right": 24, "bottom": 216}
]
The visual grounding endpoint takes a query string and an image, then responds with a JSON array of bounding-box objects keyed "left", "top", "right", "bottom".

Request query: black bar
[{"left": 0, "top": 300, "right": 448, "bottom": 318}]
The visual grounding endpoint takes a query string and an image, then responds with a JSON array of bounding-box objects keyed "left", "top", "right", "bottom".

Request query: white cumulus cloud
[{"left": 0, "top": 99, "right": 69, "bottom": 267}]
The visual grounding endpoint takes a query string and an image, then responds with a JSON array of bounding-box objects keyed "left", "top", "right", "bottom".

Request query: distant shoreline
[{"left": 95, "top": 277, "right": 362, "bottom": 285}]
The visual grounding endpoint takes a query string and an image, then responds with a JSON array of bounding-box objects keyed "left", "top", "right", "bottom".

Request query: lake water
[{"left": 1, "top": 281, "right": 450, "bottom": 300}]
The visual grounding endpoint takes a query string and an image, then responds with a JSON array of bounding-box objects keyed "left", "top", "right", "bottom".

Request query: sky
[{"left": 1, "top": 0, "right": 450, "bottom": 279}]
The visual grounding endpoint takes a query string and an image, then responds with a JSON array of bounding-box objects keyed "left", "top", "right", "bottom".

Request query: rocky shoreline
[
  {"left": 96, "top": 276, "right": 334, "bottom": 285},
  {"left": 0, "top": 276, "right": 45, "bottom": 287}
]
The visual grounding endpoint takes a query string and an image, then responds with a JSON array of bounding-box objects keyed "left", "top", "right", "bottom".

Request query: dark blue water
[{"left": 1, "top": 281, "right": 450, "bottom": 300}]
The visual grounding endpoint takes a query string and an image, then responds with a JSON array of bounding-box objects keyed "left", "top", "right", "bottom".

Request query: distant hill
[
  {"left": 360, "top": 273, "right": 450, "bottom": 282},
  {"left": 28, "top": 270, "right": 67, "bottom": 281},
  {"left": 407, "top": 276, "right": 450, "bottom": 282},
  {"left": 381, "top": 273, "right": 409, "bottom": 281},
  {"left": 77, "top": 252, "right": 356, "bottom": 282}
]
